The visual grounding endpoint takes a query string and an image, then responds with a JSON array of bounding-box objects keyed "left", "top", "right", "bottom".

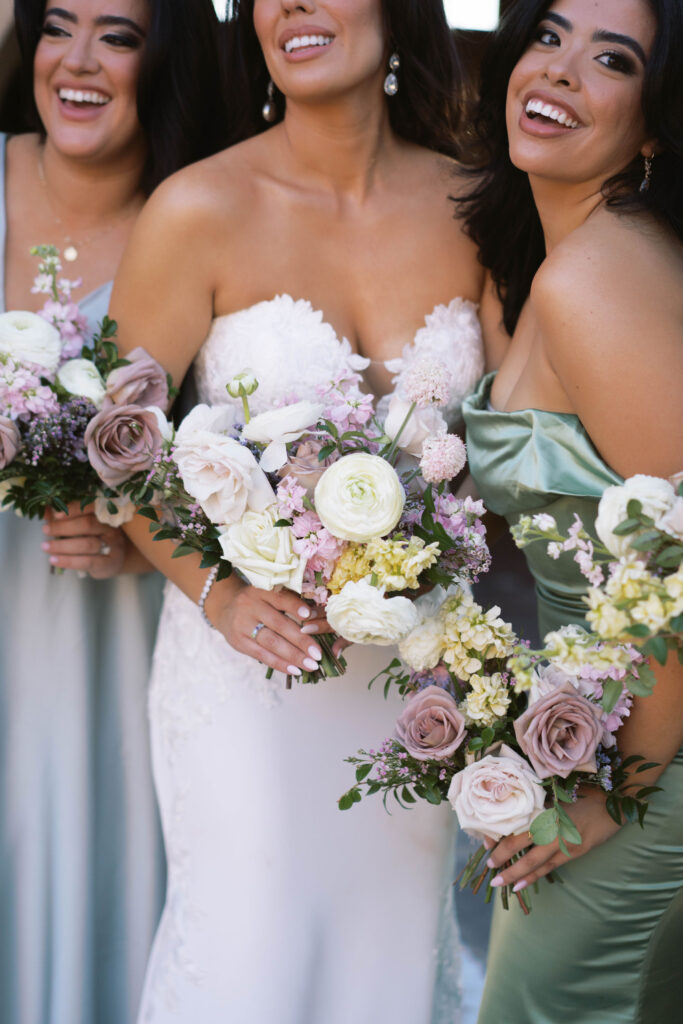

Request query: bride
[{"left": 107, "top": 1, "right": 493, "bottom": 1020}]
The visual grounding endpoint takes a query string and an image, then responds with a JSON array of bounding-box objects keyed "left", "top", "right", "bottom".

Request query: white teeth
[
  {"left": 58, "top": 88, "right": 110, "bottom": 105},
  {"left": 525, "top": 98, "right": 579, "bottom": 129},
  {"left": 284, "top": 34, "right": 333, "bottom": 54}
]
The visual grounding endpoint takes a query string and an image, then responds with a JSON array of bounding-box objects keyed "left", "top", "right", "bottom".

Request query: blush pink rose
[
  {"left": 514, "top": 681, "right": 604, "bottom": 780},
  {"left": 0, "top": 417, "right": 21, "bottom": 469},
  {"left": 104, "top": 347, "right": 169, "bottom": 409},
  {"left": 85, "top": 404, "right": 164, "bottom": 487},
  {"left": 395, "top": 685, "right": 467, "bottom": 761}
]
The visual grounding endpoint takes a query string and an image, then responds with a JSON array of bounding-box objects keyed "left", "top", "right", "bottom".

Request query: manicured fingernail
[
  {"left": 298, "top": 606, "right": 310, "bottom": 619},
  {"left": 487, "top": 858, "right": 496, "bottom": 869},
  {"left": 308, "top": 646, "right": 322, "bottom": 661},
  {"left": 49, "top": 556, "right": 59, "bottom": 565},
  {"left": 513, "top": 881, "right": 528, "bottom": 893},
  {"left": 490, "top": 875, "right": 504, "bottom": 888},
  {"left": 41, "top": 542, "right": 50, "bottom": 551},
  {"left": 286, "top": 665, "right": 302, "bottom": 676},
  {"left": 303, "top": 658, "right": 318, "bottom": 671},
  {"left": 301, "top": 623, "right": 319, "bottom": 634}
]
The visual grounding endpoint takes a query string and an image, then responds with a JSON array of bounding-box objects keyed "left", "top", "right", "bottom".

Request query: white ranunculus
[
  {"left": 447, "top": 745, "right": 546, "bottom": 842},
  {"left": 218, "top": 506, "right": 306, "bottom": 592},
  {"left": 93, "top": 494, "right": 136, "bottom": 527},
  {"left": 658, "top": 496, "right": 683, "bottom": 542},
  {"left": 596, "top": 475, "right": 676, "bottom": 557},
  {"left": 326, "top": 578, "right": 418, "bottom": 645},
  {"left": 241, "top": 400, "right": 324, "bottom": 473},
  {"left": 57, "top": 358, "right": 106, "bottom": 407},
  {"left": 383, "top": 394, "right": 447, "bottom": 457},
  {"left": 399, "top": 614, "right": 444, "bottom": 671},
  {"left": 174, "top": 404, "right": 274, "bottom": 524},
  {"left": 0, "top": 311, "right": 61, "bottom": 374},
  {"left": 314, "top": 452, "right": 405, "bottom": 542}
]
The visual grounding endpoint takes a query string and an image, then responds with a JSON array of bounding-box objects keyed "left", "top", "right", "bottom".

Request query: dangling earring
[
  {"left": 262, "top": 80, "right": 277, "bottom": 123},
  {"left": 383, "top": 52, "right": 400, "bottom": 96},
  {"left": 639, "top": 153, "right": 654, "bottom": 193}
]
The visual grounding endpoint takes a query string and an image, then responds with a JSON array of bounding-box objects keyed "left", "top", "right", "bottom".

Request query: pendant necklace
[{"left": 36, "top": 147, "right": 137, "bottom": 263}]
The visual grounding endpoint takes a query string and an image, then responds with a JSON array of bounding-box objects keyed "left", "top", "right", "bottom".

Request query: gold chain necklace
[{"left": 36, "top": 148, "right": 137, "bottom": 263}]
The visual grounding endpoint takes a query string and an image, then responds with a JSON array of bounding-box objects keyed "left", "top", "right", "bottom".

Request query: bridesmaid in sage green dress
[{"left": 456, "top": 0, "right": 683, "bottom": 1021}]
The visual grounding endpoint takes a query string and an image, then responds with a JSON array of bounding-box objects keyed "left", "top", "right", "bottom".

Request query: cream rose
[
  {"left": 218, "top": 506, "right": 306, "bottom": 592},
  {"left": 326, "top": 578, "right": 417, "bottom": 645},
  {"left": 0, "top": 311, "right": 61, "bottom": 374},
  {"left": 57, "top": 358, "right": 106, "bottom": 407},
  {"left": 383, "top": 395, "right": 447, "bottom": 457},
  {"left": 447, "top": 745, "right": 546, "bottom": 842},
  {"left": 241, "top": 400, "right": 324, "bottom": 473},
  {"left": 314, "top": 452, "right": 405, "bottom": 542},
  {"left": 596, "top": 475, "right": 676, "bottom": 557},
  {"left": 399, "top": 615, "right": 444, "bottom": 671},
  {"left": 174, "top": 404, "right": 274, "bottom": 524}
]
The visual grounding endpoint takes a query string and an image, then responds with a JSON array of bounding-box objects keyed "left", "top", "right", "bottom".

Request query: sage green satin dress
[{"left": 461, "top": 372, "right": 683, "bottom": 1024}]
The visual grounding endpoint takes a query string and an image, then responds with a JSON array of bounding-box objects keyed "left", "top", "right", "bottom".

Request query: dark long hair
[
  {"left": 455, "top": 0, "right": 683, "bottom": 335},
  {"left": 13, "top": 0, "right": 231, "bottom": 193},
  {"left": 224, "top": 0, "right": 468, "bottom": 159}
]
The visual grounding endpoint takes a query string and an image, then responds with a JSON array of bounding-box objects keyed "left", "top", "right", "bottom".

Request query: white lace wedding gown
[{"left": 137, "top": 295, "right": 484, "bottom": 1024}]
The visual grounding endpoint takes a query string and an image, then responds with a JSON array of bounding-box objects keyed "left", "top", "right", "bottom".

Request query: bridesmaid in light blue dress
[{"left": 0, "top": 0, "right": 230, "bottom": 1020}]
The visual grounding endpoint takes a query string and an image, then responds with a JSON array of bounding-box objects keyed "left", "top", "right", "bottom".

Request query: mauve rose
[
  {"left": 85, "top": 403, "right": 164, "bottom": 487},
  {"left": 0, "top": 417, "right": 21, "bottom": 469},
  {"left": 396, "top": 685, "right": 467, "bottom": 761},
  {"left": 514, "top": 681, "right": 604, "bottom": 780},
  {"left": 104, "top": 347, "right": 169, "bottom": 409},
  {"left": 278, "top": 439, "right": 328, "bottom": 491}
]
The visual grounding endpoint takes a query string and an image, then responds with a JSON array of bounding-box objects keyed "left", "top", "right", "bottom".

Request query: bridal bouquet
[
  {"left": 124, "top": 357, "right": 491, "bottom": 684},
  {"left": 512, "top": 474, "right": 683, "bottom": 673},
  {"left": 0, "top": 245, "right": 171, "bottom": 522},
  {"left": 339, "top": 586, "right": 656, "bottom": 912}
]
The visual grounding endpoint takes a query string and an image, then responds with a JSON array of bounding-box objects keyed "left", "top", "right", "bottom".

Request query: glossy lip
[
  {"left": 278, "top": 23, "right": 336, "bottom": 62},
  {"left": 518, "top": 89, "right": 584, "bottom": 138}
]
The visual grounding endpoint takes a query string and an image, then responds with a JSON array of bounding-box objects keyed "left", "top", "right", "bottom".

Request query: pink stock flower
[
  {"left": 420, "top": 433, "right": 467, "bottom": 484},
  {"left": 276, "top": 475, "right": 307, "bottom": 516}
]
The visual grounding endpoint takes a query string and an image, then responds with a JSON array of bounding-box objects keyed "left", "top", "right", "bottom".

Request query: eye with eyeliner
[
  {"left": 597, "top": 50, "right": 637, "bottom": 75},
  {"left": 42, "top": 20, "right": 71, "bottom": 38},
  {"left": 101, "top": 31, "right": 141, "bottom": 48},
  {"left": 535, "top": 25, "right": 560, "bottom": 47}
]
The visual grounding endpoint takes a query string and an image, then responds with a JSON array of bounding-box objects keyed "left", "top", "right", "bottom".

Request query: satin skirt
[
  {"left": 477, "top": 748, "right": 683, "bottom": 1024},
  {"left": 0, "top": 512, "right": 166, "bottom": 1024}
]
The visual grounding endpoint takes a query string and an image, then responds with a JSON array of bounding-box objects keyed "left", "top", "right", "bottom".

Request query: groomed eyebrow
[
  {"left": 542, "top": 11, "right": 647, "bottom": 68},
  {"left": 44, "top": 7, "right": 146, "bottom": 37}
]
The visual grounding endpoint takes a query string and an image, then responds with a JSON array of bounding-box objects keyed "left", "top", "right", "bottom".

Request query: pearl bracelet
[{"left": 198, "top": 564, "right": 219, "bottom": 629}]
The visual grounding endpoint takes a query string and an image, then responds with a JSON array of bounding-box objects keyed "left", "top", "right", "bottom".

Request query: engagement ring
[
  {"left": 250, "top": 622, "right": 265, "bottom": 640},
  {"left": 99, "top": 541, "right": 112, "bottom": 557}
]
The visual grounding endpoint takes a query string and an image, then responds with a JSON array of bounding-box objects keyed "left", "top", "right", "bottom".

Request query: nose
[
  {"left": 281, "top": 0, "right": 316, "bottom": 13},
  {"left": 543, "top": 47, "right": 580, "bottom": 90},
  {"left": 61, "top": 31, "right": 100, "bottom": 76}
]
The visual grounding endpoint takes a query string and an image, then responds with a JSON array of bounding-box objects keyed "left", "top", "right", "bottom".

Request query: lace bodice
[{"left": 193, "top": 293, "right": 483, "bottom": 418}]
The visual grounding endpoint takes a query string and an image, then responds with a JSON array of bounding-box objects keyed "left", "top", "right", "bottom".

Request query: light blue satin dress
[
  {"left": 462, "top": 372, "right": 683, "bottom": 1024},
  {"left": 0, "top": 133, "right": 165, "bottom": 1024}
]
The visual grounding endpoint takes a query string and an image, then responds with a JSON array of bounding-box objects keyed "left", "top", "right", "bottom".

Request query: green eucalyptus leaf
[{"left": 529, "top": 808, "right": 559, "bottom": 846}]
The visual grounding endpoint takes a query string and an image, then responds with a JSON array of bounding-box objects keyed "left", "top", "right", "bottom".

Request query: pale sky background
[{"left": 213, "top": 1, "right": 501, "bottom": 32}]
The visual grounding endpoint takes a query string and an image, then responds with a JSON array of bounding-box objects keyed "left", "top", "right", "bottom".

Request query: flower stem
[
  {"left": 386, "top": 401, "right": 416, "bottom": 464},
  {"left": 241, "top": 396, "right": 251, "bottom": 424}
]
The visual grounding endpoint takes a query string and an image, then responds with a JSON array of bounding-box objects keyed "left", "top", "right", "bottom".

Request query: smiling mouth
[
  {"left": 283, "top": 34, "right": 333, "bottom": 55},
  {"left": 58, "top": 88, "right": 111, "bottom": 107},
  {"left": 525, "top": 98, "right": 579, "bottom": 129}
]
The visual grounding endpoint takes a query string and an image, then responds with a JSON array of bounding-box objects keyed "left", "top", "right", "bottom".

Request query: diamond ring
[
  {"left": 99, "top": 540, "right": 112, "bottom": 557},
  {"left": 250, "top": 622, "right": 266, "bottom": 640}
]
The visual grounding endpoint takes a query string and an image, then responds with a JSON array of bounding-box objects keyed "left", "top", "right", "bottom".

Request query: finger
[
  {"left": 515, "top": 851, "right": 568, "bottom": 889},
  {"left": 246, "top": 614, "right": 322, "bottom": 673},
  {"left": 490, "top": 843, "right": 560, "bottom": 889},
  {"left": 43, "top": 536, "right": 109, "bottom": 559},
  {"left": 486, "top": 833, "right": 531, "bottom": 869},
  {"left": 242, "top": 628, "right": 313, "bottom": 677},
  {"left": 43, "top": 516, "right": 109, "bottom": 539}
]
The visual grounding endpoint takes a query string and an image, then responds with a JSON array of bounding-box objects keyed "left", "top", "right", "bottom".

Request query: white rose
[
  {"left": 241, "top": 400, "right": 324, "bottom": 473},
  {"left": 383, "top": 394, "right": 446, "bottom": 457},
  {"left": 218, "top": 506, "right": 306, "bottom": 592},
  {"left": 399, "top": 615, "right": 444, "bottom": 671},
  {"left": 447, "top": 745, "right": 546, "bottom": 842},
  {"left": 93, "top": 494, "right": 136, "bottom": 527},
  {"left": 596, "top": 475, "right": 676, "bottom": 557},
  {"left": 174, "top": 404, "right": 274, "bottom": 524},
  {"left": 0, "top": 311, "right": 61, "bottom": 374},
  {"left": 314, "top": 452, "right": 405, "bottom": 542},
  {"left": 326, "top": 578, "right": 418, "bottom": 645},
  {"left": 658, "top": 497, "right": 683, "bottom": 542},
  {"left": 57, "top": 358, "right": 106, "bottom": 407}
]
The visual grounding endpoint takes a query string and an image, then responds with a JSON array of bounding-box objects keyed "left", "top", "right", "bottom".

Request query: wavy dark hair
[
  {"left": 223, "top": 0, "right": 468, "bottom": 159},
  {"left": 455, "top": 0, "right": 683, "bottom": 335},
  {"left": 13, "top": 0, "right": 231, "bottom": 194}
]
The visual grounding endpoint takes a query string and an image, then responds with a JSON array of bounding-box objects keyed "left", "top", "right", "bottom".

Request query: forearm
[{"left": 617, "top": 656, "right": 683, "bottom": 786}]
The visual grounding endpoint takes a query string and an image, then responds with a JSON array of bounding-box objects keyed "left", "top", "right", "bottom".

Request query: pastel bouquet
[
  {"left": 512, "top": 473, "right": 683, "bottom": 674},
  {"left": 123, "top": 355, "right": 491, "bottom": 685},
  {"left": 339, "top": 586, "right": 655, "bottom": 912},
  {"left": 0, "top": 245, "right": 172, "bottom": 523}
]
